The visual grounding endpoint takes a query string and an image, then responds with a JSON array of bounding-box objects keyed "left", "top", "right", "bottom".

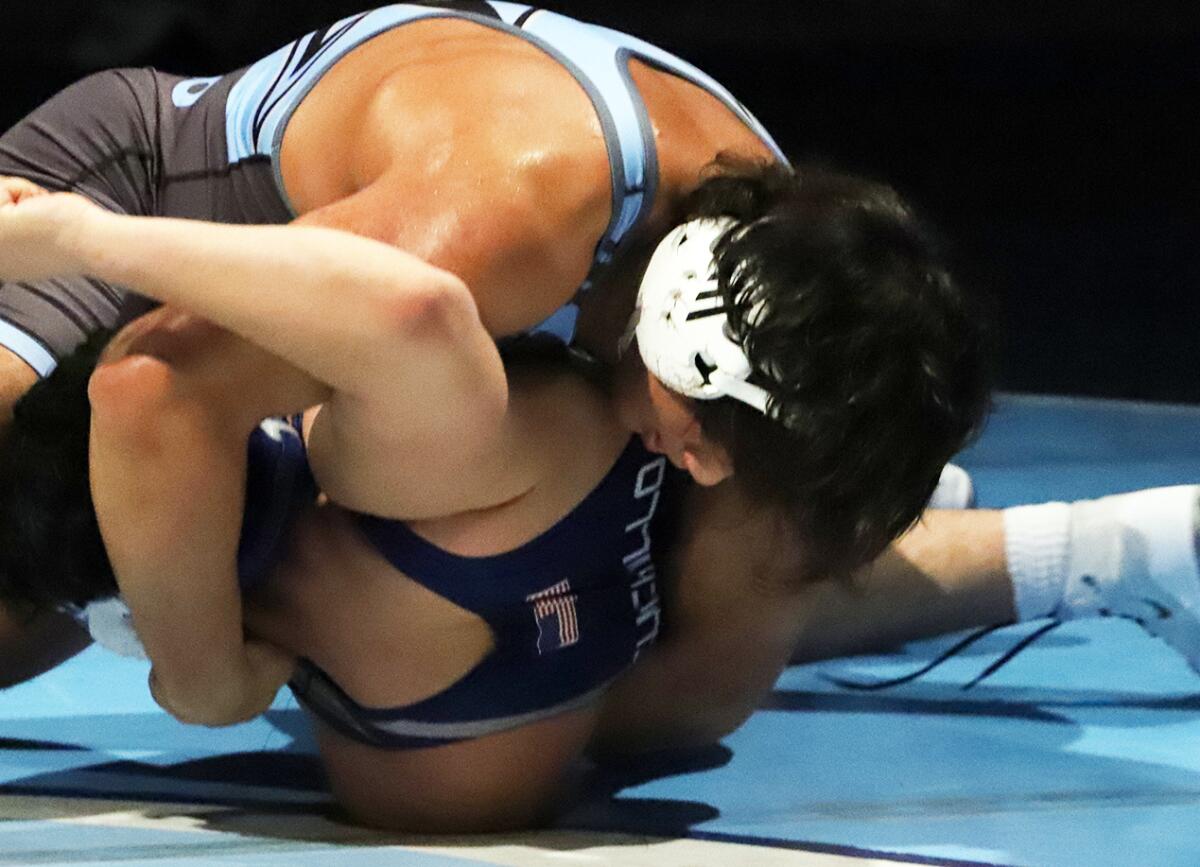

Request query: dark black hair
[
  {"left": 682, "top": 156, "right": 994, "bottom": 580},
  {"left": 0, "top": 329, "right": 117, "bottom": 617}
]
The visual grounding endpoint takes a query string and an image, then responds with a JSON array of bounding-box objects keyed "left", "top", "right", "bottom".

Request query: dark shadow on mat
[
  {"left": 0, "top": 736, "right": 90, "bottom": 751},
  {"left": 0, "top": 752, "right": 329, "bottom": 811},
  {"left": 0, "top": 709, "right": 327, "bottom": 810},
  {"left": 764, "top": 687, "right": 1200, "bottom": 724},
  {"left": 0, "top": 700, "right": 727, "bottom": 847},
  {"left": 95, "top": 750, "right": 327, "bottom": 791},
  {"left": 557, "top": 744, "right": 729, "bottom": 835},
  {"left": 766, "top": 687, "right": 1067, "bottom": 722},
  {"left": 0, "top": 703, "right": 726, "bottom": 846},
  {"left": 191, "top": 745, "right": 731, "bottom": 849}
]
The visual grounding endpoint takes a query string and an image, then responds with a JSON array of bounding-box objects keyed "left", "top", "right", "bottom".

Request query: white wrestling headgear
[{"left": 632, "top": 218, "right": 773, "bottom": 415}]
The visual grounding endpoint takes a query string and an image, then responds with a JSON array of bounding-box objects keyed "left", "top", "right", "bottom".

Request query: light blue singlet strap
[
  {"left": 223, "top": 2, "right": 787, "bottom": 343},
  {"left": 511, "top": 7, "right": 655, "bottom": 289},
  {"left": 514, "top": 7, "right": 788, "bottom": 276},
  {"left": 225, "top": 6, "right": 459, "bottom": 204}
]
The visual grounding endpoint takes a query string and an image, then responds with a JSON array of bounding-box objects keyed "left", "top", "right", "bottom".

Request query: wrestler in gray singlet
[{"left": 0, "top": 2, "right": 783, "bottom": 375}]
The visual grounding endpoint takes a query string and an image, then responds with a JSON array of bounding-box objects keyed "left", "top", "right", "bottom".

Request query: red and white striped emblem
[{"left": 526, "top": 579, "right": 580, "bottom": 654}]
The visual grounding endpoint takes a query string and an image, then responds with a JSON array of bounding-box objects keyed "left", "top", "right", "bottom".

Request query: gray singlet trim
[{"left": 300, "top": 674, "right": 612, "bottom": 743}]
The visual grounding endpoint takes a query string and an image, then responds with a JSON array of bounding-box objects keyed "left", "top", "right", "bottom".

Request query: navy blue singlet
[{"left": 238, "top": 415, "right": 684, "bottom": 750}]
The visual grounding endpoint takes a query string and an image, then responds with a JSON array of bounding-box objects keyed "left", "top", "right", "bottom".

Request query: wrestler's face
[{"left": 613, "top": 341, "right": 733, "bottom": 486}]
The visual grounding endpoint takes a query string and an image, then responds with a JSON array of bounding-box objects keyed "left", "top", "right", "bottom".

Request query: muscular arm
[
  {"left": 592, "top": 484, "right": 810, "bottom": 754},
  {"left": 290, "top": 161, "right": 607, "bottom": 340},
  {"left": 284, "top": 55, "right": 613, "bottom": 340},
  {"left": 593, "top": 505, "right": 1015, "bottom": 755},
  {"left": 2, "top": 193, "right": 534, "bottom": 516},
  {"left": 77, "top": 208, "right": 526, "bottom": 516},
  {"left": 77, "top": 210, "right": 500, "bottom": 418},
  {"left": 88, "top": 317, "right": 327, "bottom": 725}
]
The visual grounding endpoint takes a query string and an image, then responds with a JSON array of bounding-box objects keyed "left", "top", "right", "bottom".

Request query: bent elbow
[
  {"left": 378, "top": 270, "right": 476, "bottom": 342},
  {"left": 383, "top": 274, "right": 507, "bottom": 418}
]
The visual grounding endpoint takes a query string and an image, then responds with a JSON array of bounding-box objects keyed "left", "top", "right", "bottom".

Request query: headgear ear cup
[{"left": 635, "top": 218, "right": 772, "bottom": 414}]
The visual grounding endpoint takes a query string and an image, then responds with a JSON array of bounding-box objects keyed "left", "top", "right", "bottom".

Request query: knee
[{"left": 87, "top": 353, "right": 185, "bottom": 441}]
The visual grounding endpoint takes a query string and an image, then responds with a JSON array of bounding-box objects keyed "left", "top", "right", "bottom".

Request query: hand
[
  {"left": 1, "top": 175, "right": 50, "bottom": 205},
  {"left": 149, "top": 639, "right": 298, "bottom": 727},
  {"left": 0, "top": 190, "right": 102, "bottom": 283}
]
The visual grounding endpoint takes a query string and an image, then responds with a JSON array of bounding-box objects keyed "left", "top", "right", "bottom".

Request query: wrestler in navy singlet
[
  {"left": 237, "top": 414, "right": 684, "bottom": 750},
  {"left": 0, "top": 2, "right": 785, "bottom": 366}
]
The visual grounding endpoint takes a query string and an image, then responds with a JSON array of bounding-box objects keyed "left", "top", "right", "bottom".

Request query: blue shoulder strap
[
  {"left": 509, "top": 6, "right": 657, "bottom": 293},
  {"left": 226, "top": 2, "right": 786, "bottom": 342},
  {"left": 500, "top": 4, "right": 787, "bottom": 333}
]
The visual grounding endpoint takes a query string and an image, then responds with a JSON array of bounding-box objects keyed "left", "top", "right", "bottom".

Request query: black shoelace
[{"left": 823, "top": 620, "right": 1066, "bottom": 692}]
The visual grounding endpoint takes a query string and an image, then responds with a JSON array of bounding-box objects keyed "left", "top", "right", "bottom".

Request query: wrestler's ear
[{"left": 681, "top": 440, "right": 734, "bottom": 487}]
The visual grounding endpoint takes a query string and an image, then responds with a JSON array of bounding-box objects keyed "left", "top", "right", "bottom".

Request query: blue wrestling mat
[{"left": 3, "top": 393, "right": 1200, "bottom": 867}]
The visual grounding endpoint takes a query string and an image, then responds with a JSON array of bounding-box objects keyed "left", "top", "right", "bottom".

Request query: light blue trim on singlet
[
  {"left": 224, "top": 2, "right": 788, "bottom": 343},
  {"left": 0, "top": 320, "right": 57, "bottom": 377},
  {"left": 515, "top": 10, "right": 787, "bottom": 273}
]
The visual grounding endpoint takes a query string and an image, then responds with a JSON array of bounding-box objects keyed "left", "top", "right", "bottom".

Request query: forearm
[
  {"left": 91, "top": 408, "right": 253, "bottom": 716},
  {"left": 88, "top": 349, "right": 294, "bottom": 725},
  {"left": 592, "top": 648, "right": 756, "bottom": 756},
  {"left": 73, "top": 211, "right": 481, "bottom": 397},
  {"left": 791, "top": 509, "right": 1013, "bottom": 663}
]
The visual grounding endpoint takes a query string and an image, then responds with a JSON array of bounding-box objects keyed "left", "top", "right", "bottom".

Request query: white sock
[
  {"left": 85, "top": 597, "right": 147, "bottom": 659},
  {"left": 1003, "top": 502, "right": 1072, "bottom": 621}
]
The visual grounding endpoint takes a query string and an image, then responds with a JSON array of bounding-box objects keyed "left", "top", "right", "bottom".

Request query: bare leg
[
  {"left": 0, "top": 345, "right": 93, "bottom": 687},
  {"left": 791, "top": 509, "right": 1015, "bottom": 663}
]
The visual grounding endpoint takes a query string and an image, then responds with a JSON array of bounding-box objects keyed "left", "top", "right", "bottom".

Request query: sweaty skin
[
  {"left": 279, "top": 20, "right": 777, "bottom": 351},
  {"left": 0, "top": 187, "right": 644, "bottom": 829},
  {"left": 100, "top": 309, "right": 620, "bottom": 832},
  {"left": 266, "top": 23, "right": 1019, "bottom": 747},
  {"left": 0, "top": 19, "right": 784, "bottom": 709},
  {"left": 0, "top": 17, "right": 1018, "bottom": 765}
]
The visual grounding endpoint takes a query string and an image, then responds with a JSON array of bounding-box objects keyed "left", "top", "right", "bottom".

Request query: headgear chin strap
[{"left": 634, "top": 218, "right": 773, "bottom": 415}]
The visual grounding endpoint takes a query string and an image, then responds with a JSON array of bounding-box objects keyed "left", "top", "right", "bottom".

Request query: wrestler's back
[
  {"left": 242, "top": 363, "right": 627, "bottom": 710},
  {"left": 279, "top": 19, "right": 776, "bottom": 337},
  {"left": 239, "top": 365, "right": 628, "bottom": 829}
]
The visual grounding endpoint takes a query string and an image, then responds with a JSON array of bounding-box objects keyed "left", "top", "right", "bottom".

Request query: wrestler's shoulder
[
  {"left": 671, "top": 483, "right": 810, "bottom": 603},
  {"left": 362, "top": 51, "right": 609, "bottom": 188}
]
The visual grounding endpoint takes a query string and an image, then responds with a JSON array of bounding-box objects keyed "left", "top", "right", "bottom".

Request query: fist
[
  {"left": 0, "top": 189, "right": 102, "bottom": 283},
  {"left": 1, "top": 175, "right": 50, "bottom": 206},
  {"left": 149, "top": 639, "right": 298, "bottom": 728}
]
